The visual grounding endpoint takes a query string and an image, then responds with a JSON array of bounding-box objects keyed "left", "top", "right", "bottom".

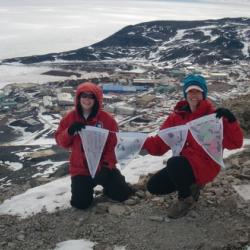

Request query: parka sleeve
[
  {"left": 143, "top": 135, "right": 170, "bottom": 156},
  {"left": 142, "top": 115, "right": 173, "bottom": 156},
  {"left": 222, "top": 119, "right": 243, "bottom": 149},
  {"left": 55, "top": 113, "right": 74, "bottom": 149},
  {"left": 101, "top": 117, "right": 119, "bottom": 169}
]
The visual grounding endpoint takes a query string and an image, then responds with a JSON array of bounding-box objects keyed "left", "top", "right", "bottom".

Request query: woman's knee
[
  {"left": 167, "top": 156, "right": 184, "bottom": 168},
  {"left": 167, "top": 156, "right": 190, "bottom": 174},
  {"left": 166, "top": 156, "right": 195, "bottom": 187},
  {"left": 104, "top": 170, "right": 133, "bottom": 201},
  {"left": 147, "top": 177, "right": 158, "bottom": 194}
]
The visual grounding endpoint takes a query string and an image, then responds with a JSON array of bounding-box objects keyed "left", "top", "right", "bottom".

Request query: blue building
[{"left": 102, "top": 84, "right": 147, "bottom": 93}]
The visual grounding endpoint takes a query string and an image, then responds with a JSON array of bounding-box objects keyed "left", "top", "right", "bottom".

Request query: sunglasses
[{"left": 80, "top": 92, "right": 95, "bottom": 99}]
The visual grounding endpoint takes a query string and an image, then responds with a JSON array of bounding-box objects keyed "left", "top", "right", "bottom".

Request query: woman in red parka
[
  {"left": 55, "top": 82, "right": 133, "bottom": 209},
  {"left": 143, "top": 74, "right": 243, "bottom": 219}
]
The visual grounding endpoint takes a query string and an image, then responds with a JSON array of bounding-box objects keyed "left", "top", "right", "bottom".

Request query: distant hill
[{"left": 2, "top": 17, "right": 250, "bottom": 65}]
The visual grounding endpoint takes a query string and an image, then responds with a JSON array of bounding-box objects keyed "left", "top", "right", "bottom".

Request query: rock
[
  {"left": 149, "top": 216, "right": 164, "bottom": 222},
  {"left": 94, "top": 203, "right": 109, "bottom": 214},
  {"left": 215, "top": 189, "right": 224, "bottom": 196},
  {"left": 36, "top": 240, "right": 44, "bottom": 247},
  {"left": 221, "top": 179, "right": 228, "bottom": 186},
  {"left": 206, "top": 200, "right": 214, "bottom": 205},
  {"left": 145, "top": 191, "right": 152, "bottom": 199},
  {"left": 232, "top": 178, "right": 242, "bottom": 185},
  {"left": 164, "top": 217, "right": 171, "bottom": 223},
  {"left": 7, "top": 242, "right": 16, "bottom": 248},
  {"left": 108, "top": 205, "right": 127, "bottom": 216},
  {"left": 0, "top": 241, "right": 7, "bottom": 247},
  {"left": 75, "top": 217, "right": 88, "bottom": 226},
  {"left": 96, "top": 225, "right": 105, "bottom": 233},
  {"left": 17, "top": 234, "right": 25, "bottom": 241},
  {"left": 124, "top": 198, "right": 138, "bottom": 206},
  {"left": 94, "top": 243, "right": 113, "bottom": 250},
  {"left": 49, "top": 164, "right": 68, "bottom": 178},
  {"left": 135, "top": 190, "right": 146, "bottom": 199},
  {"left": 187, "top": 210, "right": 199, "bottom": 218},
  {"left": 219, "top": 195, "right": 238, "bottom": 212},
  {"left": 238, "top": 235, "right": 249, "bottom": 244},
  {"left": 37, "top": 195, "right": 45, "bottom": 199},
  {"left": 151, "top": 197, "right": 165, "bottom": 204},
  {"left": 94, "top": 189, "right": 103, "bottom": 196},
  {"left": 35, "top": 177, "right": 51, "bottom": 184},
  {"left": 230, "top": 158, "right": 241, "bottom": 168},
  {"left": 242, "top": 160, "right": 250, "bottom": 168},
  {"left": 242, "top": 167, "right": 250, "bottom": 176}
]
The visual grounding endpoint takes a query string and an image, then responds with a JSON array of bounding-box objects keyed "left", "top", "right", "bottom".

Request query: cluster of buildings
[{"left": 0, "top": 60, "right": 249, "bottom": 133}]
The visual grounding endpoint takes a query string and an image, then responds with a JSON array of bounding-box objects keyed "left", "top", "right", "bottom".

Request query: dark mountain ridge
[{"left": 2, "top": 17, "right": 250, "bottom": 65}]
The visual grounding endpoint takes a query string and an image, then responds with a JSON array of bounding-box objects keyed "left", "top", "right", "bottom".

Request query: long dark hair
[{"left": 77, "top": 95, "right": 99, "bottom": 120}]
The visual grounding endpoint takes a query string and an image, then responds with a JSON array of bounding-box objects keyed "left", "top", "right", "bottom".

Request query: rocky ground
[
  {"left": 0, "top": 94, "right": 250, "bottom": 250},
  {"left": 0, "top": 146, "right": 250, "bottom": 250}
]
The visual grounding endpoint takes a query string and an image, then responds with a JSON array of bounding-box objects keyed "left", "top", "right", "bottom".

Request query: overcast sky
[{"left": 0, "top": 0, "right": 249, "bottom": 60}]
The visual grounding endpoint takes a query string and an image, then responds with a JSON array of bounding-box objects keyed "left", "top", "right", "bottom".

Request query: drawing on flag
[
  {"left": 158, "top": 125, "right": 189, "bottom": 156},
  {"left": 115, "top": 132, "right": 147, "bottom": 169},
  {"left": 79, "top": 126, "right": 109, "bottom": 178},
  {"left": 188, "top": 114, "right": 224, "bottom": 168}
]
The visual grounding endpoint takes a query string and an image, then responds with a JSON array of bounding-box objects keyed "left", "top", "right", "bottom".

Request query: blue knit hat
[{"left": 182, "top": 74, "right": 208, "bottom": 99}]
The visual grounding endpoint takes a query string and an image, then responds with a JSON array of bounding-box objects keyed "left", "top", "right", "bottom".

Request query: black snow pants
[
  {"left": 147, "top": 156, "right": 195, "bottom": 199},
  {"left": 71, "top": 169, "right": 133, "bottom": 209}
]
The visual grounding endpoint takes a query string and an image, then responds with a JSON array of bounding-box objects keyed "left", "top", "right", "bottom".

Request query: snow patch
[
  {"left": 1, "top": 161, "right": 23, "bottom": 171},
  {"left": 54, "top": 239, "right": 126, "bottom": 250},
  {"left": 233, "top": 184, "right": 250, "bottom": 201},
  {"left": 32, "top": 160, "right": 68, "bottom": 178},
  {"left": 0, "top": 177, "right": 71, "bottom": 218},
  {"left": 54, "top": 239, "right": 95, "bottom": 250}
]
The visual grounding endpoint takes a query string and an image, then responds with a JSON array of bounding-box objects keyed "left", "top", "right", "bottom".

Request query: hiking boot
[
  {"left": 167, "top": 196, "right": 195, "bottom": 219},
  {"left": 190, "top": 184, "right": 204, "bottom": 201}
]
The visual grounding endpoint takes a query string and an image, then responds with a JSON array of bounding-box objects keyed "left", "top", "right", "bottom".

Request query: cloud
[{"left": 0, "top": 0, "right": 249, "bottom": 59}]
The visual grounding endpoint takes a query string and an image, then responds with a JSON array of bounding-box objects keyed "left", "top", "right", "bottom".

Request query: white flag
[
  {"left": 188, "top": 114, "right": 224, "bottom": 168},
  {"left": 115, "top": 132, "right": 147, "bottom": 169},
  {"left": 158, "top": 125, "right": 189, "bottom": 156},
  {"left": 79, "top": 126, "right": 109, "bottom": 178}
]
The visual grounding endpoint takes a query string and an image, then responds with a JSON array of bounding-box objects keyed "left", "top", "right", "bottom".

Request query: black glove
[
  {"left": 68, "top": 122, "right": 85, "bottom": 136},
  {"left": 94, "top": 166, "right": 112, "bottom": 186},
  {"left": 215, "top": 108, "right": 236, "bottom": 123}
]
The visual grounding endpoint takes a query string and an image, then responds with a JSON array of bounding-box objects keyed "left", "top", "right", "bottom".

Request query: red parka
[
  {"left": 143, "top": 99, "right": 243, "bottom": 185},
  {"left": 55, "top": 82, "right": 118, "bottom": 176}
]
